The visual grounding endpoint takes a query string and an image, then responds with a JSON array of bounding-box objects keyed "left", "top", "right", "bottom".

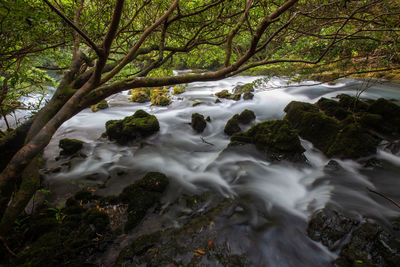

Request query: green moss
[
  {"left": 191, "top": 113, "right": 207, "bottom": 133},
  {"left": 119, "top": 172, "right": 169, "bottom": 231},
  {"left": 337, "top": 94, "right": 369, "bottom": 112},
  {"left": 368, "top": 98, "right": 400, "bottom": 134},
  {"left": 317, "top": 98, "right": 349, "bottom": 120},
  {"left": 173, "top": 86, "right": 185, "bottom": 95},
  {"left": 83, "top": 209, "right": 110, "bottom": 233},
  {"left": 327, "top": 123, "right": 378, "bottom": 158},
  {"left": 150, "top": 88, "right": 170, "bottom": 106},
  {"left": 58, "top": 138, "right": 84, "bottom": 155},
  {"left": 231, "top": 120, "right": 305, "bottom": 161},
  {"left": 284, "top": 101, "right": 340, "bottom": 153},
  {"left": 129, "top": 88, "right": 150, "bottom": 103},
  {"left": 224, "top": 114, "right": 241, "bottom": 136},
  {"left": 231, "top": 93, "right": 241, "bottom": 101},
  {"left": 243, "top": 91, "right": 254, "bottom": 100},
  {"left": 90, "top": 99, "right": 109, "bottom": 112},
  {"left": 192, "top": 101, "right": 203, "bottom": 107},
  {"left": 74, "top": 189, "right": 95, "bottom": 203},
  {"left": 215, "top": 89, "right": 231, "bottom": 99},
  {"left": 238, "top": 109, "right": 256, "bottom": 124},
  {"left": 105, "top": 110, "right": 160, "bottom": 144},
  {"left": 215, "top": 98, "right": 221, "bottom": 103}
]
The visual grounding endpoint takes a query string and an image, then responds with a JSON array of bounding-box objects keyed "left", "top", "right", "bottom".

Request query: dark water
[{"left": 40, "top": 76, "right": 400, "bottom": 266}]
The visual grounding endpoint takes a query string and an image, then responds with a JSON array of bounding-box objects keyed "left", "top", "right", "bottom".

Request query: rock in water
[
  {"left": 191, "top": 113, "right": 207, "bottom": 133},
  {"left": 230, "top": 120, "right": 306, "bottom": 162},
  {"left": 59, "top": 138, "right": 84, "bottom": 155},
  {"left": 90, "top": 99, "right": 109, "bottom": 112},
  {"left": 238, "top": 109, "right": 256, "bottom": 124},
  {"left": 105, "top": 110, "right": 160, "bottom": 144},
  {"left": 224, "top": 115, "right": 241, "bottom": 135}
]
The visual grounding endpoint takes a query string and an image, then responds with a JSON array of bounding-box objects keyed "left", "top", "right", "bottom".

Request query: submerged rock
[
  {"left": 224, "top": 114, "right": 241, "bottom": 135},
  {"left": 119, "top": 172, "right": 169, "bottom": 231},
  {"left": 105, "top": 110, "right": 160, "bottom": 144},
  {"left": 215, "top": 89, "right": 231, "bottom": 99},
  {"left": 231, "top": 120, "right": 306, "bottom": 161},
  {"left": 90, "top": 99, "right": 109, "bottom": 112},
  {"left": 59, "top": 138, "right": 84, "bottom": 155},
  {"left": 191, "top": 113, "right": 207, "bottom": 133},
  {"left": 307, "top": 207, "right": 400, "bottom": 267}
]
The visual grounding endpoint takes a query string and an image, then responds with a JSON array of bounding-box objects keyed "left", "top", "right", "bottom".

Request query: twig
[
  {"left": 201, "top": 137, "right": 214, "bottom": 146},
  {"left": 367, "top": 187, "right": 400, "bottom": 209},
  {"left": 0, "top": 236, "right": 17, "bottom": 257}
]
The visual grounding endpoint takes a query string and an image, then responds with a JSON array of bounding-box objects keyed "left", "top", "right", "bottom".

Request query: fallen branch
[
  {"left": 367, "top": 187, "right": 400, "bottom": 209},
  {"left": 201, "top": 137, "right": 214, "bottom": 146}
]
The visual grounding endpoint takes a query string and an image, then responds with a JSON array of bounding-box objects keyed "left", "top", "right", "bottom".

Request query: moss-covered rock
[
  {"left": 243, "top": 91, "right": 254, "bottom": 100},
  {"left": 231, "top": 120, "right": 305, "bottom": 161},
  {"left": 231, "top": 93, "right": 241, "bottom": 101},
  {"left": 327, "top": 123, "right": 379, "bottom": 158},
  {"left": 173, "top": 86, "right": 185, "bottom": 95},
  {"left": 105, "top": 110, "right": 160, "bottom": 144},
  {"left": 368, "top": 98, "right": 400, "bottom": 134},
  {"left": 337, "top": 94, "right": 369, "bottom": 112},
  {"left": 215, "top": 98, "right": 221, "bottom": 103},
  {"left": 119, "top": 172, "right": 169, "bottom": 231},
  {"left": 192, "top": 101, "right": 203, "bottom": 107},
  {"left": 191, "top": 113, "right": 207, "bottom": 133},
  {"left": 238, "top": 109, "right": 256, "bottom": 124},
  {"left": 59, "top": 138, "right": 84, "bottom": 155},
  {"left": 224, "top": 114, "right": 241, "bottom": 136},
  {"left": 316, "top": 97, "right": 349, "bottom": 120},
  {"left": 129, "top": 88, "right": 151, "bottom": 103},
  {"left": 284, "top": 101, "right": 340, "bottom": 153},
  {"left": 215, "top": 89, "right": 231, "bottom": 99},
  {"left": 150, "top": 88, "right": 170, "bottom": 106},
  {"left": 90, "top": 99, "right": 109, "bottom": 112}
]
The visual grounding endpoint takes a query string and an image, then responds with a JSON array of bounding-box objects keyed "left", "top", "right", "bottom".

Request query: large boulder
[
  {"left": 105, "top": 110, "right": 160, "bottom": 144},
  {"left": 231, "top": 120, "right": 305, "bottom": 161},
  {"left": 284, "top": 101, "right": 339, "bottom": 153},
  {"left": 238, "top": 109, "right": 256, "bottom": 124},
  {"left": 191, "top": 113, "right": 207, "bottom": 133}
]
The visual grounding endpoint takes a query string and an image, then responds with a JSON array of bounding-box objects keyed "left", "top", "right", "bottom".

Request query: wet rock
[
  {"left": 231, "top": 120, "right": 306, "bottom": 161},
  {"left": 90, "top": 99, "right": 109, "bottom": 112},
  {"left": 105, "top": 110, "right": 160, "bottom": 144},
  {"left": 59, "top": 138, "right": 84, "bottom": 155},
  {"left": 191, "top": 113, "right": 207, "bottom": 133},
  {"left": 231, "top": 93, "right": 241, "bottom": 101},
  {"left": 335, "top": 222, "right": 400, "bottom": 267},
  {"left": 129, "top": 88, "right": 151, "bottom": 103},
  {"left": 337, "top": 94, "right": 369, "bottom": 112},
  {"left": 323, "top": 160, "right": 344, "bottom": 172},
  {"left": 307, "top": 208, "right": 358, "bottom": 249},
  {"left": 206, "top": 116, "right": 211, "bottom": 122},
  {"left": 119, "top": 172, "right": 169, "bottom": 231},
  {"left": 224, "top": 114, "right": 241, "bottom": 135},
  {"left": 238, "top": 109, "right": 256, "bottom": 124},
  {"left": 214, "top": 98, "right": 221, "bottom": 103},
  {"left": 192, "top": 101, "right": 203, "bottom": 107},
  {"left": 307, "top": 208, "right": 400, "bottom": 267},
  {"left": 284, "top": 101, "right": 340, "bottom": 153},
  {"left": 233, "top": 83, "right": 254, "bottom": 95}
]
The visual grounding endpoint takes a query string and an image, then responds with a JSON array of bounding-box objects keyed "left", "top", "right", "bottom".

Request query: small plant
[{"left": 48, "top": 201, "right": 66, "bottom": 223}]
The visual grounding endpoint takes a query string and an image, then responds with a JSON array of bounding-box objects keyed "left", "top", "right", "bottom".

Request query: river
[{"left": 39, "top": 75, "right": 400, "bottom": 266}]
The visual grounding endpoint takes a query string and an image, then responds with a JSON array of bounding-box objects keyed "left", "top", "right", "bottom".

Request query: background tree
[{"left": 0, "top": 0, "right": 399, "bottom": 237}]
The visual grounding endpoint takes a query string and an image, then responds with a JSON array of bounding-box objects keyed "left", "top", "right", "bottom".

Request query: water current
[{"left": 35, "top": 76, "right": 400, "bottom": 266}]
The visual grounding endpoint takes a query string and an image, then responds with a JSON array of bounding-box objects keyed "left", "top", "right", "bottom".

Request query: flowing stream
[{"left": 40, "top": 76, "right": 400, "bottom": 266}]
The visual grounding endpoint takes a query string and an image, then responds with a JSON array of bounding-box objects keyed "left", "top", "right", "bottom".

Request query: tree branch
[{"left": 42, "top": 0, "right": 101, "bottom": 56}]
